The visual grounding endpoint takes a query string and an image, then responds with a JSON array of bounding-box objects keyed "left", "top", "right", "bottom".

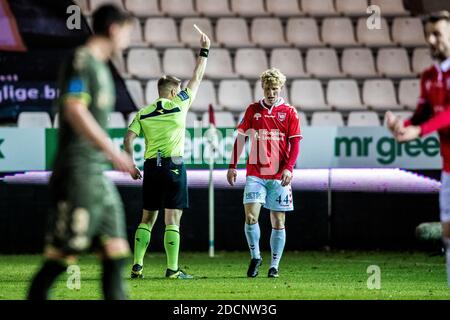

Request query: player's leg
[
  {"left": 268, "top": 212, "right": 286, "bottom": 278},
  {"left": 132, "top": 209, "right": 158, "bottom": 278},
  {"left": 265, "top": 180, "right": 293, "bottom": 278},
  {"left": 439, "top": 172, "right": 450, "bottom": 287},
  {"left": 163, "top": 158, "right": 192, "bottom": 279}
]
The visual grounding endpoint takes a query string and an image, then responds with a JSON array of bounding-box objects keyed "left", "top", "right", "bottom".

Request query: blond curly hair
[{"left": 260, "top": 68, "right": 286, "bottom": 88}]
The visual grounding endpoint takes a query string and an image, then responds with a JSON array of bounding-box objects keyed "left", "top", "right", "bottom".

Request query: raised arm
[{"left": 187, "top": 25, "right": 211, "bottom": 100}]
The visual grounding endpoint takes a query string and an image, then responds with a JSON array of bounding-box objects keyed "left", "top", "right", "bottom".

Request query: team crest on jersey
[
  {"left": 254, "top": 113, "right": 262, "bottom": 120},
  {"left": 277, "top": 112, "right": 286, "bottom": 121}
]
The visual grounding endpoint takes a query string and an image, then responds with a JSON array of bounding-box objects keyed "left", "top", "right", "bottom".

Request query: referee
[{"left": 124, "top": 27, "right": 210, "bottom": 279}]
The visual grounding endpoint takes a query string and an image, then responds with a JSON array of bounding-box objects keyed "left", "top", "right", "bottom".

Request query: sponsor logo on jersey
[{"left": 254, "top": 113, "right": 261, "bottom": 120}]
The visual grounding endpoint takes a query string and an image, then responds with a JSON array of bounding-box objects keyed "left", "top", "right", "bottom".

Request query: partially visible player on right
[{"left": 385, "top": 11, "right": 450, "bottom": 287}]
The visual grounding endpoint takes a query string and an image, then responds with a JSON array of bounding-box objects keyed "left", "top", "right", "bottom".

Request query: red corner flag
[{"left": 208, "top": 104, "right": 216, "bottom": 127}]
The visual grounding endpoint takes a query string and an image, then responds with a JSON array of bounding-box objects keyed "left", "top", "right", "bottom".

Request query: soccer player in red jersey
[
  {"left": 386, "top": 11, "right": 450, "bottom": 286},
  {"left": 227, "top": 68, "right": 301, "bottom": 278}
]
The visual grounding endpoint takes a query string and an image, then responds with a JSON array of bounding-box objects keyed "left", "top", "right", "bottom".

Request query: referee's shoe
[{"left": 165, "top": 268, "right": 193, "bottom": 279}]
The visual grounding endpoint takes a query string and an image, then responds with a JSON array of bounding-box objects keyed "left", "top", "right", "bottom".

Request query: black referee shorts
[{"left": 142, "top": 157, "right": 189, "bottom": 211}]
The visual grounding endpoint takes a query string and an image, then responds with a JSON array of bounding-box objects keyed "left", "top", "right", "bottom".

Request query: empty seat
[
  {"left": 311, "top": 112, "right": 344, "bottom": 127},
  {"left": 163, "top": 49, "right": 196, "bottom": 79},
  {"left": 347, "top": 111, "right": 381, "bottom": 127},
  {"left": 377, "top": 48, "right": 413, "bottom": 77},
  {"left": 189, "top": 80, "right": 218, "bottom": 112},
  {"left": 124, "top": 0, "right": 161, "bottom": 17},
  {"left": 251, "top": 18, "right": 287, "bottom": 47},
  {"left": 322, "top": 18, "right": 357, "bottom": 47},
  {"left": 412, "top": 48, "right": 434, "bottom": 74},
  {"left": 125, "top": 80, "right": 145, "bottom": 108},
  {"left": 111, "top": 52, "right": 128, "bottom": 77},
  {"left": 129, "top": 18, "right": 145, "bottom": 47},
  {"left": 286, "top": 18, "right": 323, "bottom": 47},
  {"left": 301, "top": 0, "right": 337, "bottom": 16},
  {"left": 356, "top": 17, "right": 392, "bottom": 47},
  {"left": 196, "top": 0, "right": 233, "bottom": 17},
  {"left": 216, "top": 18, "right": 253, "bottom": 48},
  {"left": 127, "top": 49, "right": 162, "bottom": 79},
  {"left": 108, "top": 112, "right": 126, "bottom": 128},
  {"left": 231, "top": 0, "right": 268, "bottom": 17},
  {"left": 306, "top": 49, "right": 342, "bottom": 78},
  {"left": 144, "top": 18, "right": 181, "bottom": 48},
  {"left": 218, "top": 80, "right": 253, "bottom": 111},
  {"left": 145, "top": 80, "right": 159, "bottom": 105},
  {"left": 160, "top": 0, "right": 197, "bottom": 17},
  {"left": 202, "top": 111, "right": 236, "bottom": 128},
  {"left": 127, "top": 111, "right": 138, "bottom": 126},
  {"left": 297, "top": 110, "right": 308, "bottom": 127},
  {"left": 383, "top": 111, "right": 413, "bottom": 126},
  {"left": 371, "top": 0, "right": 409, "bottom": 16},
  {"left": 205, "top": 49, "right": 236, "bottom": 79},
  {"left": 266, "top": 0, "right": 302, "bottom": 17},
  {"left": 327, "top": 80, "right": 364, "bottom": 110},
  {"left": 363, "top": 79, "right": 400, "bottom": 110},
  {"left": 270, "top": 49, "right": 306, "bottom": 78},
  {"left": 187, "top": 111, "right": 201, "bottom": 128},
  {"left": 235, "top": 49, "right": 268, "bottom": 79},
  {"left": 180, "top": 18, "right": 214, "bottom": 47},
  {"left": 291, "top": 80, "right": 328, "bottom": 110},
  {"left": 90, "top": 0, "right": 123, "bottom": 11},
  {"left": 17, "top": 112, "right": 52, "bottom": 128},
  {"left": 73, "top": 0, "right": 90, "bottom": 15},
  {"left": 398, "top": 79, "right": 420, "bottom": 110},
  {"left": 392, "top": 18, "right": 426, "bottom": 46},
  {"left": 253, "top": 80, "right": 289, "bottom": 102},
  {"left": 335, "top": 0, "right": 368, "bottom": 16},
  {"left": 342, "top": 48, "right": 377, "bottom": 78}
]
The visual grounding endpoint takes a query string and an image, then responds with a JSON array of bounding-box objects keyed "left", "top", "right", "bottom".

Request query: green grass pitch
[{"left": 0, "top": 251, "right": 449, "bottom": 300}]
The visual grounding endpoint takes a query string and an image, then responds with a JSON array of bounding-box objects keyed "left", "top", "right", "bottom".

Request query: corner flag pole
[{"left": 207, "top": 104, "right": 217, "bottom": 257}]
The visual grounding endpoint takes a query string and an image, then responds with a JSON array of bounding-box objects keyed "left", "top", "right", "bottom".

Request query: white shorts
[
  {"left": 440, "top": 172, "right": 450, "bottom": 222},
  {"left": 243, "top": 176, "right": 294, "bottom": 212}
]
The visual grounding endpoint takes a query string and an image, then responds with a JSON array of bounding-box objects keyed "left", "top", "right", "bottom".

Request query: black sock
[
  {"left": 102, "top": 258, "right": 128, "bottom": 300},
  {"left": 27, "top": 259, "right": 67, "bottom": 300}
]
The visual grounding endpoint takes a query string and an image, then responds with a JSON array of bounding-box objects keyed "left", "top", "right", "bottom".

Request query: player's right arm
[
  {"left": 63, "top": 97, "right": 134, "bottom": 174},
  {"left": 186, "top": 26, "right": 211, "bottom": 102}
]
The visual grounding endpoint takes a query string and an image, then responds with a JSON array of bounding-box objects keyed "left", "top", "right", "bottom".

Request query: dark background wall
[{"left": 0, "top": 181, "right": 440, "bottom": 254}]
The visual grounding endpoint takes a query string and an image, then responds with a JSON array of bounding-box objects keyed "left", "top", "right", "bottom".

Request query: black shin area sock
[
  {"left": 102, "top": 258, "right": 128, "bottom": 300},
  {"left": 27, "top": 259, "right": 67, "bottom": 300}
]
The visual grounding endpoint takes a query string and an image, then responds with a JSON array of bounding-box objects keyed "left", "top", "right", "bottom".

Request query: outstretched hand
[{"left": 194, "top": 24, "right": 211, "bottom": 49}]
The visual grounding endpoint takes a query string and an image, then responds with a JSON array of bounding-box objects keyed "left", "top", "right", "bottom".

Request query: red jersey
[
  {"left": 405, "top": 58, "right": 450, "bottom": 172},
  {"left": 236, "top": 98, "right": 302, "bottom": 179}
]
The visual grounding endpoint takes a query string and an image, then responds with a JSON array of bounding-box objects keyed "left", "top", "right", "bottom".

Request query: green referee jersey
[{"left": 128, "top": 88, "right": 193, "bottom": 159}]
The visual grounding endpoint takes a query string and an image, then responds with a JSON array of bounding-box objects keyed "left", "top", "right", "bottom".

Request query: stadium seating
[
  {"left": 188, "top": 80, "right": 218, "bottom": 112},
  {"left": 163, "top": 49, "right": 196, "bottom": 79},
  {"left": 335, "top": 0, "right": 368, "bottom": 16},
  {"left": 124, "top": 0, "right": 161, "bottom": 17},
  {"left": 356, "top": 17, "right": 392, "bottom": 47},
  {"left": 290, "top": 79, "right": 328, "bottom": 110},
  {"left": 89, "top": 0, "right": 123, "bottom": 12},
  {"left": 251, "top": 18, "right": 287, "bottom": 48},
  {"left": 327, "top": 80, "right": 364, "bottom": 110},
  {"left": 125, "top": 79, "right": 145, "bottom": 108},
  {"left": 301, "top": 0, "right": 338, "bottom": 16},
  {"left": 377, "top": 48, "right": 413, "bottom": 77},
  {"left": 235, "top": 49, "right": 269, "bottom": 79},
  {"left": 363, "top": 79, "right": 401, "bottom": 110},
  {"left": 180, "top": 18, "right": 215, "bottom": 47},
  {"left": 286, "top": 18, "right": 323, "bottom": 47},
  {"left": 108, "top": 112, "right": 126, "bottom": 128},
  {"left": 341, "top": 48, "right": 377, "bottom": 78},
  {"left": 145, "top": 80, "right": 159, "bottom": 105},
  {"left": 144, "top": 18, "right": 181, "bottom": 48},
  {"left": 398, "top": 79, "right": 420, "bottom": 110},
  {"left": 204, "top": 49, "right": 236, "bottom": 79},
  {"left": 270, "top": 49, "right": 306, "bottom": 78},
  {"left": 17, "top": 112, "right": 52, "bottom": 128},
  {"left": 306, "top": 49, "right": 342, "bottom": 78},
  {"left": 129, "top": 18, "right": 145, "bottom": 47},
  {"left": 216, "top": 18, "right": 253, "bottom": 48},
  {"left": 73, "top": 0, "right": 90, "bottom": 15},
  {"left": 297, "top": 110, "right": 308, "bottom": 127},
  {"left": 392, "top": 18, "right": 427, "bottom": 47},
  {"left": 230, "top": 0, "right": 268, "bottom": 17},
  {"left": 202, "top": 111, "right": 236, "bottom": 128},
  {"left": 266, "top": 0, "right": 302, "bottom": 17},
  {"left": 371, "top": 0, "right": 410, "bottom": 16},
  {"left": 412, "top": 48, "right": 434, "bottom": 74},
  {"left": 347, "top": 111, "right": 381, "bottom": 127},
  {"left": 310, "top": 112, "right": 345, "bottom": 127},
  {"left": 218, "top": 80, "right": 253, "bottom": 111},
  {"left": 196, "top": 0, "right": 234, "bottom": 17},
  {"left": 160, "top": 0, "right": 197, "bottom": 17},
  {"left": 321, "top": 18, "right": 358, "bottom": 47},
  {"left": 127, "top": 48, "right": 162, "bottom": 79}
]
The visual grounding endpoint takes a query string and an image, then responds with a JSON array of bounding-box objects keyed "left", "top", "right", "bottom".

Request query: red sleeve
[
  {"left": 284, "top": 137, "right": 301, "bottom": 173},
  {"left": 288, "top": 108, "right": 302, "bottom": 139},
  {"left": 419, "top": 107, "right": 450, "bottom": 136},
  {"left": 237, "top": 105, "right": 253, "bottom": 135},
  {"left": 404, "top": 74, "right": 432, "bottom": 127},
  {"left": 228, "top": 134, "right": 247, "bottom": 169}
]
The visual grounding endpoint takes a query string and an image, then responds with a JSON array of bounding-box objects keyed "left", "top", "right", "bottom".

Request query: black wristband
[{"left": 199, "top": 48, "right": 209, "bottom": 58}]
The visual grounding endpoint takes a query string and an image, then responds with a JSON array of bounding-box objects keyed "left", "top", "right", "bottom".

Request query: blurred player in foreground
[
  {"left": 28, "top": 5, "right": 134, "bottom": 300},
  {"left": 227, "top": 68, "right": 301, "bottom": 278},
  {"left": 386, "top": 11, "right": 450, "bottom": 287},
  {"left": 124, "top": 26, "right": 210, "bottom": 279}
]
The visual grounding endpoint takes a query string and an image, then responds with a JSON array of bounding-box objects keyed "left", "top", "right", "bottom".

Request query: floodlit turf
[{"left": 0, "top": 251, "right": 449, "bottom": 300}]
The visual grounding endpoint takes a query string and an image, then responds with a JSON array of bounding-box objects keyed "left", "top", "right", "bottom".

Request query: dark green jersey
[{"left": 53, "top": 46, "right": 115, "bottom": 173}]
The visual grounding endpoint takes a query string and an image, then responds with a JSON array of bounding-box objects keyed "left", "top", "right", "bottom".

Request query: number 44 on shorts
[{"left": 276, "top": 194, "right": 291, "bottom": 206}]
